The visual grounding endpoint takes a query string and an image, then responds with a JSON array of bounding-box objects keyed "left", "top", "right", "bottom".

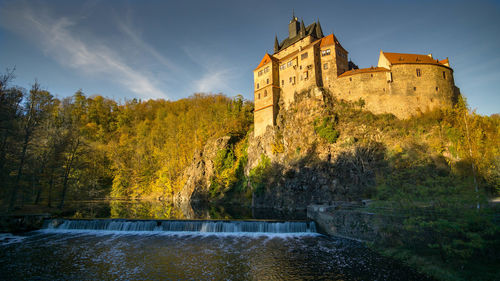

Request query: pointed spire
[
  {"left": 274, "top": 35, "right": 279, "bottom": 53},
  {"left": 300, "top": 19, "right": 306, "bottom": 36},
  {"left": 316, "top": 18, "right": 324, "bottom": 38}
]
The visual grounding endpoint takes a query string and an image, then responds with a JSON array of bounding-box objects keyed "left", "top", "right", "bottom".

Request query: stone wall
[
  {"left": 332, "top": 63, "right": 457, "bottom": 118},
  {"left": 278, "top": 41, "right": 320, "bottom": 109},
  {"left": 307, "top": 204, "right": 402, "bottom": 242}
]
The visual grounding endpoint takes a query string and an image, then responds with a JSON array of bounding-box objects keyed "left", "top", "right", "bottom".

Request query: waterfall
[{"left": 43, "top": 219, "right": 317, "bottom": 234}]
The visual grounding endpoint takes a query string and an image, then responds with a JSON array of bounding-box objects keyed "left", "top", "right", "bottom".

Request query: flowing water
[{"left": 0, "top": 218, "right": 433, "bottom": 280}]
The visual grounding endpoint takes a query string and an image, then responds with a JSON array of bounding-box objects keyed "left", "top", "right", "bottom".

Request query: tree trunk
[
  {"left": 8, "top": 128, "right": 30, "bottom": 211},
  {"left": 58, "top": 137, "right": 80, "bottom": 210}
]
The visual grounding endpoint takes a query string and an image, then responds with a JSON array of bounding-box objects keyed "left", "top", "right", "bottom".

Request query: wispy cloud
[
  {"left": 183, "top": 46, "right": 240, "bottom": 95},
  {"left": 0, "top": 2, "right": 169, "bottom": 99},
  {"left": 115, "top": 17, "right": 187, "bottom": 78}
]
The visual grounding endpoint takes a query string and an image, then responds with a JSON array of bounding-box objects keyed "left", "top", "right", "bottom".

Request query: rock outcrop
[
  {"left": 174, "top": 136, "right": 232, "bottom": 204},
  {"left": 247, "top": 87, "right": 383, "bottom": 210}
]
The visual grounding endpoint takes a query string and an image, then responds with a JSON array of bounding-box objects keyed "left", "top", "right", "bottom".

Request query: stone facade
[{"left": 253, "top": 16, "right": 458, "bottom": 136}]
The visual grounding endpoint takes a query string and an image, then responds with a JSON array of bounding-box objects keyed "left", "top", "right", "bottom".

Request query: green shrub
[{"left": 314, "top": 117, "right": 340, "bottom": 143}]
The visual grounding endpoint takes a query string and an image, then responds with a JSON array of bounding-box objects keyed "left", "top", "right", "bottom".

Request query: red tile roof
[
  {"left": 320, "top": 34, "right": 347, "bottom": 52},
  {"left": 382, "top": 52, "right": 448, "bottom": 66},
  {"left": 338, "top": 67, "right": 390, "bottom": 78},
  {"left": 439, "top": 58, "right": 449, "bottom": 65}
]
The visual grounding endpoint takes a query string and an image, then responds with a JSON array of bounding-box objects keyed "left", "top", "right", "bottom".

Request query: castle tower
[
  {"left": 253, "top": 53, "right": 280, "bottom": 137},
  {"left": 288, "top": 13, "right": 300, "bottom": 38}
]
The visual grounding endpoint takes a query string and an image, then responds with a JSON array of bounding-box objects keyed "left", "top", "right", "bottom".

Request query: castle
[{"left": 253, "top": 15, "right": 459, "bottom": 136}]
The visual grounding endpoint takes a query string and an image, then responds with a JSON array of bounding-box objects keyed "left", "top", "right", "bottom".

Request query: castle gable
[
  {"left": 320, "top": 34, "right": 347, "bottom": 53},
  {"left": 255, "top": 53, "right": 276, "bottom": 70}
]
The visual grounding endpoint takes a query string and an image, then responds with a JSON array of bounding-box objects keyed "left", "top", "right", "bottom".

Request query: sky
[{"left": 0, "top": 0, "right": 499, "bottom": 115}]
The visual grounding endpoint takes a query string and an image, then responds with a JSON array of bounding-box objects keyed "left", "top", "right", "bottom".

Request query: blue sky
[{"left": 0, "top": 0, "right": 499, "bottom": 115}]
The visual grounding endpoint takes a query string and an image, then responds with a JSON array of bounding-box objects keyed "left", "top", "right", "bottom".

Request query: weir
[{"left": 42, "top": 219, "right": 317, "bottom": 234}]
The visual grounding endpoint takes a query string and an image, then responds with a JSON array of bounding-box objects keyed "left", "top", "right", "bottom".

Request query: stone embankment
[
  {"left": 307, "top": 202, "right": 401, "bottom": 242},
  {"left": 0, "top": 214, "right": 51, "bottom": 233}
]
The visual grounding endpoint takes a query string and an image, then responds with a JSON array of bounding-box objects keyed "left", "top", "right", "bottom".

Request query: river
[{"left": 0, "top": 200, "right": 433, "bottom": 280}]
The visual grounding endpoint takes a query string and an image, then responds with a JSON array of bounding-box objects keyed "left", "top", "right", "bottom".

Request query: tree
[{"left": 8, "top": 82, "right": 54, "bottom": 211}]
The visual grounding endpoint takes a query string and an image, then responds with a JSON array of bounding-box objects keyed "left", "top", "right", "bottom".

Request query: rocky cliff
[
  {"left": 246, "top": 87, "right": 384, "bottom": 210},
  {"left": 174, "top": 136, "right": 233, "bottom": 204},
  {"left": 175, "top": 87, "right": 386, "bottom": 210}
]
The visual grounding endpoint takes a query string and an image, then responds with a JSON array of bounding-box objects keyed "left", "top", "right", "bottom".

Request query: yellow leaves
[{"left": 108, "top": 94, "right": 253, "bottom": 199}]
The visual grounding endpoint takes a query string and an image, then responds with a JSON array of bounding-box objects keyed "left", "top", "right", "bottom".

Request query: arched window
[
  {"left": 264, "top": 90, "right": 267, "bottom": 97},
  {"left": 258, "top": 93, "right": 261, "bottom": 99},
  {"left": 256, "top": 83, "right": 259, "bottom": 89}
]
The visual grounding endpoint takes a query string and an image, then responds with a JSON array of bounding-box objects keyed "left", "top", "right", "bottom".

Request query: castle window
[
  {"left": 258, "top": 93, "right": 261, "bottom": 99},
  {"left": 258, "top": 70, "right": 263, "bottom": 76},
  {"left": 414, "top": 87, "right": 417, "bottom": 91},
  {"left": 287, "top": 61, "right": 293, "bottom": 67},
  {"left": 304, "top": 71, "right": 308, "bottom": 79},
  {"left": 282, "top": 80, "right": 284, "bottom": 86},
  {"left": 266, "top": 78, "right": 269, "bottom": 84},
  {"left": 436, "top": 86, "right": 439, "bottom": 91},
  {"left": 289, "top": 77, "right": 292, "bottom": 83},
  {"left": 301, "top": 52, "right": 308, "bottom": 60},
  {"left": 321, "top": 49, "right": 331, "bottom": 56},
  {"left": 370, "top": 74, "right": 373, "bottom": 77},
  {"left": 349, "top": 77, "right": 352, "bottom": 82},
  {"left": 280, "top": 64, "right": 286, "bottom": 70},
  {"left": 264, "top": 66, "right": 270, "bottom": 73},
  {"left": 264, "top": 90, "right": 267, "bottom": 97},
  {"left": 293, "top": 76, "right": 296, "bottom": 85},
  {"left": 257, "top": 83, "right": 259, "bottom": 89},
  {"left": 416, "top": 69, "right": 421, "bottom": 77},
  {"left": 323, "top": 63, "right": 328, "bottom": 70},
  {"left": 443, "top": 71, "right": 446, "bottom": 79}
]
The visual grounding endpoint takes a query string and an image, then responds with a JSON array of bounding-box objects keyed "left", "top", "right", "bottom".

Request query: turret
[
  {"left": 274, "top": 35, "right": 279, "bottom": 53},
  {"left": 299, "top": 20, "right": 306, "bottom": 36},
  {"left": 288, "top": 11, "right": 299, "bottom": 38},
  {"left": 315, "top": 19, "right": 324, "bottom": 38}
]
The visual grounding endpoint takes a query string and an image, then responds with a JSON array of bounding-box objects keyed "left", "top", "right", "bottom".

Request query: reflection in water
[
  {"left": 62, "top": 200, "right": 307, "bottom": 220},
  {"left": 0, "top": 231, "right": 432, "bottom": 280}
]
